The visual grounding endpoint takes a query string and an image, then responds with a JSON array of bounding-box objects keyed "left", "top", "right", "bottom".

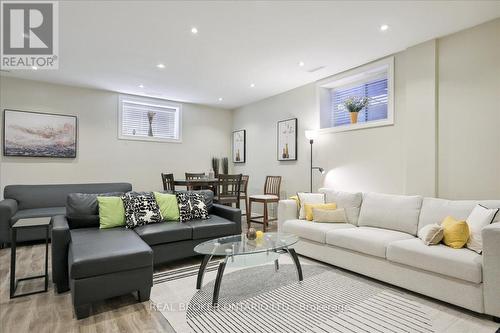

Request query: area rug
[{"left": 151, "top": 256, "right": 447, "bottom": 333}]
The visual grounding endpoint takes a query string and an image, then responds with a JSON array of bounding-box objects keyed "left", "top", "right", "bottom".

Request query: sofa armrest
[
  {"left": 0, "top": 199, "right": 18, "bottom": 244},
  {"left": 482, "top": 222, "right": 500, "bottom": 317},
  {"left": 211, "top": 204, "right": 242, "bottom": 234},
  {"left": 51, "top": 215, "right": 71, "bottom": 293},
  {"left": 278, "top": 199, "right": 298, "bottom": 232}
]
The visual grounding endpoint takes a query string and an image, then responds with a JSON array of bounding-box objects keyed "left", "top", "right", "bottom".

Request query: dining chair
[
  {"left": 161, "top": 173, "right": 175, "bottom": 193},
  {"left": 214, "top": 174, "right": 242, "bottom": 208},
  {"left": 185, "top": 172, "right": 207, "bottom": 191},
  {"left": 240, "top": 175, "right": 249, "bottom": 216},
  {"left": 247, "top": 176, "right": 282, "bottom": 232}
]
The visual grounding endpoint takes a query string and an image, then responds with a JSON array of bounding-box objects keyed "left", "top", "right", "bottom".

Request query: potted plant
[{"left": 343, "top": 96, "right": 370, "bottom": 124}]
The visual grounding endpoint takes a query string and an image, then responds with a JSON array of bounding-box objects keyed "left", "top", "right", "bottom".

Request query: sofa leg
[
  {"left": 55, "top": 282, "right": 69, "bottom": 293},
  {"left": 137, "top": 287, "right": 151, "bottom": 302},
  {"left": 74, "top": 304, "right": 91, "bottom": 320}
]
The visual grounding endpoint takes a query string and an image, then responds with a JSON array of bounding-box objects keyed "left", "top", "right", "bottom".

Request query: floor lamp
[{"left": 305, "top": 130, "right": 325, "bottom": 192}]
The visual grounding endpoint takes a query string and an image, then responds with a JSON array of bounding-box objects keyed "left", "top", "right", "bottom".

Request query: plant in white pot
[{"left": 343, "top": 96, "right": 370, "bottom": 124}]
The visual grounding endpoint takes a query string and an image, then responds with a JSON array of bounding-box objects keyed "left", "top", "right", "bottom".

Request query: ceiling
[{"left": 2, "top": 1, "right": 499, "bottom": 109}]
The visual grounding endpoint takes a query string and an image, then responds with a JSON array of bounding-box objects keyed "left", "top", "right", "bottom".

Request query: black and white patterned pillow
[
  {"left": 176, "top": 192, "right": 209, "bottom": 222},
  {"left": 122, "top": 192, "right": 163, "bottom": 228}
]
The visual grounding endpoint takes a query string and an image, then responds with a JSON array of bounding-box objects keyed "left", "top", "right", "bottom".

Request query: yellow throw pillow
[
  {"left": 304, "top": 203, "right": 337, "bottom": 221},
  {"left": 441, "top": 216, "right": 469, "bottom": 249}
]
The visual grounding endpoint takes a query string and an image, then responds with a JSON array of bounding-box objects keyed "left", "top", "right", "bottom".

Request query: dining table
[{"left": 174, "top": 178, "right": 219, "bottom": 188}]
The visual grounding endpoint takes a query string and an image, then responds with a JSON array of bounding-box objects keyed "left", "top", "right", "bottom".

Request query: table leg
[
  {"left": 44, "top": 226, "right": 49, "bottom": 291},
  {"left": 286, "top": 248, "right": 303, "bottom": 281},
  {"left": 10, "top": 228, "right": 17, "bottom": 298},
  {"left": 196, "top": 254, "right": 212, "bottom": 289},
  {"left": 274, "top": 259, "right": 279, "bottom": 272},
  {"left": 212, "top": 258, "right": 227, "bottom": 306}
]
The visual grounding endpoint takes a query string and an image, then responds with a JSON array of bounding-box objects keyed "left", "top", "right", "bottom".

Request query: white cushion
[
  {"left": 358, "top": 192, "right": 423, "bottom": 235},
  {"left": 417, "top": 223, "right": 444, "bottom": 245},
  {"left": 318, "top": 188, "right": 363, "bottom": 225},
  {"left": 282, "top": 219, "right": 355, "bottom": 244},
  {"left": 249, "top": 194, "right": 279, "bottom": 200},
  {"left": 387, "top": 238, "right": 483, "bottom": 283},
  {"left": 297, "top": 192, "right": 325, "bottom": 219},
  {"left": 418, "top": 197, "right": 500, "bottom": 230},
  {"left": 325, "top": 227, "right": 414, "bottom": 258},
  {"left": 466, "top": 205, "right": 499, "bottom": 253}
]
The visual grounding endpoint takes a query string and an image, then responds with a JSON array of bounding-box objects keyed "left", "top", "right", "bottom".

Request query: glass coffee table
[{"left": 194, "top": 232, "right": 302, "bottom": 305}]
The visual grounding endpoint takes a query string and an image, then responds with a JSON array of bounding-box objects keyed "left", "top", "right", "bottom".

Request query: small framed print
[
  {"left": 277, "top": 118, "right": 297, "bottom": 161},
  {"left": 232, "top": 129, "right": 246, "bottom": 163}
]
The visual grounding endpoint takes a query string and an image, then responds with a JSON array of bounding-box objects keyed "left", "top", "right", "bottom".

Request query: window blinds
[
  {"left": 331, "top": 77, "right": 388, "bottom": 127},
  {"left": 121, "top": 100, "right": 179, "bottom": 140}
]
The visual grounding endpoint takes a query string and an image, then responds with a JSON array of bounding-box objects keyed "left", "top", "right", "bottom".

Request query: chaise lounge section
[{"left": 278, "top": 189, "right": 500, "bottom": 320}]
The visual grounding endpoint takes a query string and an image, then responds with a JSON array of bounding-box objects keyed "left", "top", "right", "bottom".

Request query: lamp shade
[{"left": 305, "top": 130, "right": 319, "bottom": 141}]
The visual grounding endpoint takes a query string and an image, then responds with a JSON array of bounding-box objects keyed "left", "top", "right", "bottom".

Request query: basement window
[
  {"left": 118, "top": 95, "right": 182, "bottom": 143},
  {"left": 318, "top": 56, "right": 394, "bottom": 132}
]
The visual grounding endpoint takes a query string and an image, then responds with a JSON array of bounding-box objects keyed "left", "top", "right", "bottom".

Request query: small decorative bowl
[{"left": 246, "top": 228, "right": 257, "bottom": 240}]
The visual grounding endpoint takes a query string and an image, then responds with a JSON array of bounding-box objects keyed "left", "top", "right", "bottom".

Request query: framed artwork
[
  {"left": 3, "top": 109, "right": 77, "bottom": 158},
  {"left": 232, "top": 129, "right": 246, "bottom": 163},
  {"left": 277, "top": 118, "right": 297, "bottom": 161}
]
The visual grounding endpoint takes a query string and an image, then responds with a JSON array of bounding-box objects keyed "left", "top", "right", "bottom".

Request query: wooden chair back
[
  {"left": 185, "top": 172, "right": 206, "bottom": 180},
  {"left": 264, "top": 176, "right": 281, "bottom": 196},
  {"left": 240, "top": 175, "right": 249, "bottom": 198},
  {"left": 161, "top": 173, "right": 175, "bottom": 192},
  {"left": 216, "top": 174, "right": 242, "bottom": 204}
]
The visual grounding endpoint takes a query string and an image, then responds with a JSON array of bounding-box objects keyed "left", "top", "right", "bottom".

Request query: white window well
[
  {"left": 118, "top": 95, "right": 182, "bottom": 143},
  {"left": 318, "top": 56, "right": 394, "bottom": 132}
]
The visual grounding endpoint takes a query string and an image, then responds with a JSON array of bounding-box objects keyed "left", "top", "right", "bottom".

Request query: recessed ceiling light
[
  {"left": 138, "top": 84, "right": 144, "bottom": 88},
  {"left": 218, "top": 97, "right": 223, "bottom": 101},
  {"left": 191, "top": 27, "right": 198, "bottom": 34},
  {"left": 31, "top": 66, "right": 38, "bottom": 70},
  {"left": 298, "top": 61, "right": 305, "bottom": 67},
  {"left": 380, "top": 24, "right": 389, "bottom": 31},
  {"left": 250, "top": 83, "right": 255, "bottom": 88},
  {"left": 156, "top": 63, "right": 165, "bottom": 69}
]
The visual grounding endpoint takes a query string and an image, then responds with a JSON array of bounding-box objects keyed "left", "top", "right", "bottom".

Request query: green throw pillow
[
  {"left": 98, "top": 196, "right": 125, "bottom": 229},
  {"left": 154, "top": 192, "right": 180, "bottom": 221}
]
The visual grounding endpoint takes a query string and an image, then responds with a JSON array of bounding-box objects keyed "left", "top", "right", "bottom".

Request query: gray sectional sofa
[
  {"left": 51, "top": 187, "right": 241, "bottom": 319},
  {"left": 0, "top": 183, "right": 133, "bottom": 246}
]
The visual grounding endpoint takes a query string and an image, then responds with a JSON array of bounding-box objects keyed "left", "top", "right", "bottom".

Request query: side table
[{"left": 10, "top": 217, "right": 51, "bottom": 298}]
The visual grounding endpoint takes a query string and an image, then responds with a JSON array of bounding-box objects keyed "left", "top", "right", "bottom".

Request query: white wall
[
  {"left": 438, "top": 19, "right": 500, "bottom": 199},
  {"left": 0, "top": 77, "right": 232, "bottom": 194},
  {"left": 233, "top": 41, "right": 437, "bottom": 198},
  {"left": 233, "top": 18, "right": 500, "bottom": 200}
]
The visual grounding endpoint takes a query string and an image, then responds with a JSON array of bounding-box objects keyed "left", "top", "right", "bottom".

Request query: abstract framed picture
[
  {"left": 232, "top": 129, "right": 246, "bottom": 163},
  {"left": 3, "top": 109, "right": 77, "bottom": 158},
  {"left": 277, "top": 118, "right": 297, "bottom": 161}
]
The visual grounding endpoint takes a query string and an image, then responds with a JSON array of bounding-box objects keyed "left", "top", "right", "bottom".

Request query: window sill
[
  {"left": 118, "top": 135, "right": 182, "bottom": 143},
  {"left": 319, "top": 118, "right": 394, "bottom": 134}
]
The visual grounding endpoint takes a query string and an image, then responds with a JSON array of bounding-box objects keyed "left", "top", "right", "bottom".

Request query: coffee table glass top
[{"left": 194, "top": 232, "right": 298, "bottom": 256}]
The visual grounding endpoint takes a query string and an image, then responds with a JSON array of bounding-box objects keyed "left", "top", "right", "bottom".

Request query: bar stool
[{"left": 247, "top": 176, "right": 281, "bottom": 232}]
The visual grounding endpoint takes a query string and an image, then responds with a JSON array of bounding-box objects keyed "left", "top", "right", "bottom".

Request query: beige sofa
[{"left": 278, "top": 188, "right": 500, "bottom": 320}]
